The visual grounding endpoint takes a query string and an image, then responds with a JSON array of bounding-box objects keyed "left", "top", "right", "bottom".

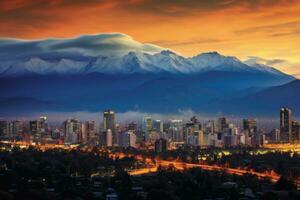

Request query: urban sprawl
[{"left": 0, "top": 107, "right": 299, "bottom": 151}]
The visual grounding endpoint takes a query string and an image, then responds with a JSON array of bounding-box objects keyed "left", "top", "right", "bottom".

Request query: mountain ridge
[
  {"left": 0, "top": 33, "right": 294, "bottom": 78},
  {"left": 0, "top": 33, "right": 297, "bottom": 116}
]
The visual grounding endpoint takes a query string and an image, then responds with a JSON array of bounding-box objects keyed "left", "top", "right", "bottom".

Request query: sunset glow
[{"left": 0, "top": 0, "right": 300, "bottom": 76}]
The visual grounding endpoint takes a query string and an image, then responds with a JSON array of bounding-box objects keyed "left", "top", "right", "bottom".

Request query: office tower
[
  {"left": 280, "top": 107, "right": 292, "bottom": 142},
  {"left": 184, "top": 117, "right": 201, "bottom": 146},
  {"left": 64, "top": 119, "right": 81, "bottom": 144},
  {"left": 154, "top": 138, "right": 167, "bottom": 153},
  {"left": 292, "top": 121, "right": 300, "bottom": 141},
  {"left": 218, "top": 117, "right": 228, "bottom": 132},
  {"left": 259, "top": 134, "right": 266, "bottom": 146},
  {"left": 127, "top": 122, "right": 138, "bottom": 133},
  {"left": 38, "top": 116, "right": 48, "bottom": 134},
  {"left": 0, "top": 120, "right": 8, "bottom": 138},
  {"left": 29, "top": 120, "right": 38, "bottom": 137},
  {"left": 10, "top": 120, "right": 24, "bottom": 138},
  {"left": 153, "top": 120, "right": 163, "bottom": 133},
  {"left": 143, "top": 116, "right": 152, "bottom": 131},
  {"left": 81, "top": 121, "right": 96, "bottom": 144},
  {"left": 103, "top": 109, "right": 115, "bottom": 143},
  {"left": 197, "top": 130, "right": 204, "bottom": 146},
  {"left": 270, "top": 129, "right": 280, "bottom": 143},
  {"left": 127, "top": 131, "right": 136, "bottom": 148},
  {"left": 169, "top": 119, "right": 183, "bottom": 142},
  {"left": 238, "top": 133, "right": 246, "bottom": 145},
  {"left": 103, "top": 110, "right": 115, "bottom": 131},
  {"left": 142, "top": 116, "right": 152, "bottom": 141},
  {"left": 243, "top": 119, "right": 257, "bottom": 135},
  {"left": 119, "top": 131, "right": 136, "bottom": 148},
  {"left": 106, "top": 129, "right": 113, "bottom": 147},
  {"left": 205, "top": 120, "right": 216, "bottom": 134}
]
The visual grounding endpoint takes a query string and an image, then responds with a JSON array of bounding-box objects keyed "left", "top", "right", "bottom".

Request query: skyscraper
[
  {"left": 38, "top": 116, "right": 48, "bottom": 134},
  {"left": 127, "top": 122, "right": 138, "bottom": 133},
  {"left": 292, "top": 121, "right": 300, "bottom": 141},
  {"left": 64, "top": 119, "right": 81, "bottom": 144},
  {"left": 106, "top": 129, "right": 113, "bottom": 147},
  {"left": 103, "top": 110, "right": 115, "bottom": 131},
  {"left": 30, "top": 120, "right": 38, "bottom": 139},
  {"left": 0, "top": 121, "right": 8, "bottom": 138},
  {"left": 10, "top": 121, "right": 24, "bottom": 138},
  {"left": 153, "top": 120, "right": 163, "bottom": 133},
  {"left": 142, "top": 116, "right": 152, "bottom": 141},
  {"left": 154, "top": 138, "right": 167, "bottom": 153},
  {"left": 103, "top": 109, "right": 115, "bottom": 144},
  {"left": 119, "top": 131, "right": 137, "bottom": 148},
  {"left": 218, "top": 117, "right": 228, "bottom": 132},
  {"left": 280, "top": 107, "right": 292, "bottom": 142},
  {"left": 81, "top": 121, "right": 96, "bottom": 144},
  {"left": 243, "top": 119, "right": 257, "bottom": 135},
  {"left": 184, "top": 117, "right": 202, "bottom": 146},
  {"left": 169, "top": 119, "right": 183, "bottom": 142}
]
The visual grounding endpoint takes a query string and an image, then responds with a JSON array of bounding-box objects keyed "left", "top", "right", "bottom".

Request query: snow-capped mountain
[
  {"left": 0, "top": 33, "right": 297, "bottom": 116},
  {"left": 1, "top": 57, "right": 89, "bottom": 76},
  {"left": 0, "top": 33, "right": 293, "bottom": 78},
  {"left": 0, "top": 50, "right": 292, "bottom": 78}
]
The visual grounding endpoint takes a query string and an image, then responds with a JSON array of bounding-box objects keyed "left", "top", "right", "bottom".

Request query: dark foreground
[{"left": 0, "top": 146, "right": 299, "bottom": 200}]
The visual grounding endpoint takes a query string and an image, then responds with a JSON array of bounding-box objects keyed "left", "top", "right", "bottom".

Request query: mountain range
[{"left": 0, "top": 33, "right": 297, "bottom": 117}]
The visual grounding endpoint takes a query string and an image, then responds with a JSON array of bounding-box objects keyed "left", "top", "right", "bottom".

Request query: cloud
[
  {"left": 245, "top": 56, "right": 287, "bottom": 66},
  {"left": 269, "top": 29, "right": 300, "bottom": 37},
  {"left": 150, "top": 38, "right": 225, "bottom": 47},
  {"left": 0, "top": 0, "right": 295, "bottom": 26},
  {"left": 124, "top": 0, "right": 296, "bottom": 15},
  {"left": 0, "top": 33, "right": 164, "bottom": 60},
  {"left": 235, "top": 21, "right": 300, "bottom": 35}
]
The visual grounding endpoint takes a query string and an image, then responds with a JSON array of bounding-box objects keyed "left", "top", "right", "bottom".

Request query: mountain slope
[
  {"left": 0, "top": 33, "right": 297, "bottom": 116},
  {"left": 0, "top": 72, "right": 296, "bottom": 115},
  {"left": 0, "top": 34, "right": 294, "bottom": 79},
  {"left": 204, "top": 80, "right": 300, "bottom": 116}
]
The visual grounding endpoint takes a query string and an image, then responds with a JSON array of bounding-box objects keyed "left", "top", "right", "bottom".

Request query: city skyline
[{"left": 1, "top": 1, "right": 300, "bottom": 199}]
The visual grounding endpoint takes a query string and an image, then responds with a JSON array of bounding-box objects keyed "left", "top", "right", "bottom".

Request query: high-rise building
[
  {"left": 153, "top": 120, "right": 163, "bottom": 133},
  {"left": 169, "top": 120, "right": 183, "bottom": 142},
  {"left": 280, "top": 107, "right": 292, "bottom": 142},
  {"left": 10, "top": 120, "right": 24, "bottom": 138},
  {"left": 154, "top": 138, "right": 167, "bottom": 153},
  {"left": 243, "top": 119, "right": 257, "bottom": 135},
  {"left": 81, "top": 121, "right": 96, "bottom": 144},
  {"left": 118, "top": 131, "right": 136, "bottom": 148},
  {"left": 142, "top": 116, "right": 152, "bottom": 141},
  {"left": 184, "top": 117, "right": 202, "bottom": 146},
  {"left": 292, "top": 121, "right": 300, "bottom": 141},
  {"left": 38, "top": 116, "right": 48, "bottom": 134},
  {"left": 106, "top": 129, "right": 113, "bottom": 147},
  {"left": 127, "top": 122, "right": 138, "bottom": 133},
  {"left": 0, "top": 120, "right": 8, "bottom": 138},
  {"left": 143, "top": 116, "right": 152, "bottom": 131},
  {"left": 29, "top": 120, "right": 38, "bottom": 138},
  {"left": 103, "top": 109, "right": 116, "bottom": 144},
  {"left": 270, "top": 129, "right": 280, "bottom": 143},
  {"left": 64, "top": 119, "right": 81, "bottom": 144},
  {"left": 218, "top": 117, "right": 228, "bottom": 132},
  {"left": 103, "top": 110, "right": 115, "bottom": 131}
]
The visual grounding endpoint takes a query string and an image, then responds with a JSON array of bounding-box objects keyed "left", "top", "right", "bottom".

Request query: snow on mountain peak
[{"left": 0, "top": 34, "right": 291, "bottom": 78}]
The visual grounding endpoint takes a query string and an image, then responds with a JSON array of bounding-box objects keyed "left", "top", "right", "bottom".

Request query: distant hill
[{"left": 204, "top": 80, "right": 300, "bottom": 117}]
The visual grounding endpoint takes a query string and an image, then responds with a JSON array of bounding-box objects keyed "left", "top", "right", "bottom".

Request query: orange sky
[{"left": 0, "top": 0, "right": 300, "bottom": 76}]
